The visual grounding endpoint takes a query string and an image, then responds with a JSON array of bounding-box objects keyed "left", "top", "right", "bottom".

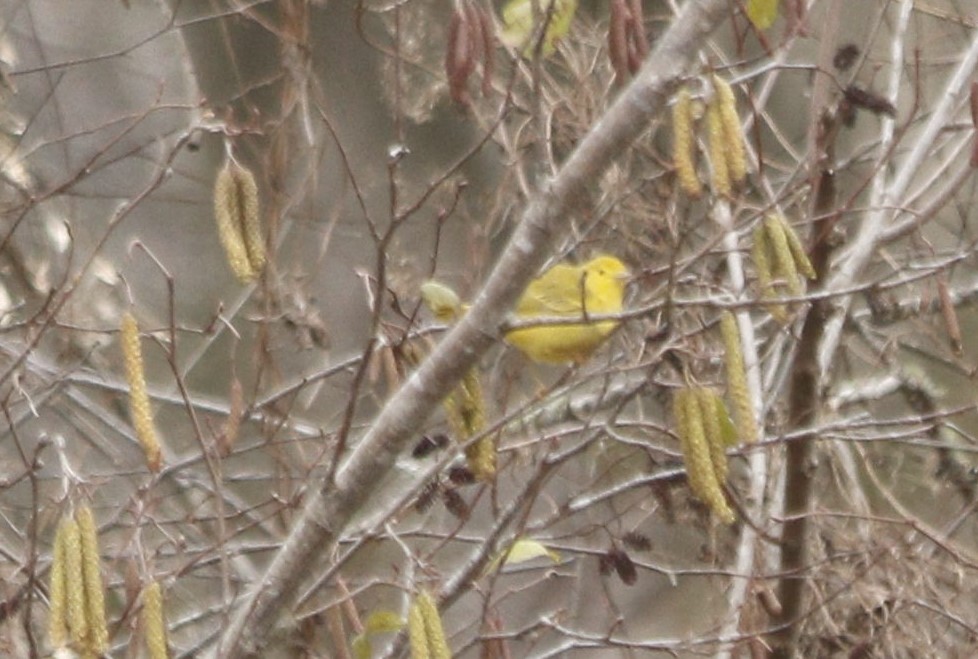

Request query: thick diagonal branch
[{"left": 216, "top": 1, "right": 732, "bottom": 655}]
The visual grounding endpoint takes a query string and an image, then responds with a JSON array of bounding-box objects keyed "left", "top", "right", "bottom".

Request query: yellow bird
[{"left": 505, "top": 255, "right": 630, "bottom": 364}]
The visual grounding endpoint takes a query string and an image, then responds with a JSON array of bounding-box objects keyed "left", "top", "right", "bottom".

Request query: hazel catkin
[
  {"left": 142, "top": 580, "right": 169, "bottom": 659},
  {"left": 76, "top": 505, "right": 108, "bottom": 654},
  {"left": 214, "top": 161, "right": 265, "bottom": 283},
  {"left": 720, "top": 312, "right": 758, "bottom": 444},
  {"left": 672, "top": 87, "right": 702, "bottom": 198},
  {"left": 674, "top": 388, "right": 735, "bottom": 523},
  {"left": 121, "top": 312, "right": 162, "bottom": 472}
]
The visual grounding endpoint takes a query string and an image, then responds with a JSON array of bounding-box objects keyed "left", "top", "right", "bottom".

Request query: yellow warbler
[{"left": 505, "top": 255, "right": 629, "bottom": 364}]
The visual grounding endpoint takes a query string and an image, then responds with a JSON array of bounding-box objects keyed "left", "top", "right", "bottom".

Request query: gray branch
[{"left": 215, "top": 0, "right": 732, "bottom": 655}]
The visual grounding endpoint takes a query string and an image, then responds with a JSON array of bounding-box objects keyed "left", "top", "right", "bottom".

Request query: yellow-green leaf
[
  {"left": 420, "top": 281, "right": 463, "bottom": 323},
  {"left": 364, "top": 610, "right": 405, "bottom": 635},
  {"left": 715, "top": 397, "right": 739, "bottom": 447},
  {"left": 746, "top": 0, "right": 779, "bottom": 30},
  {"left": 501, "top": 0, "right": 578, "bottom": 58},
  {"left": 486, "top": 538, "right": 560, "bottom": 574},
  {"left": 351, "top": 634, "right": 371, "bottom": 659}
]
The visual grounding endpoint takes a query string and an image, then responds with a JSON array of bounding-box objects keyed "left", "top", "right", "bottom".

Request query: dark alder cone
[
  {"left": 609, "top": 547, "right": 638, "bottom": 585},
  {"left": 622, "top": 531, "right": 652, "bottom": 552},
  {"left": 415, "top": 479, "right": 440, "bottom": 513},
  {"left": 442, "top": 488, "right": 470, "bottom": 519},
  {"left": 843, "top": 85, "right": 896, "bottom": 118},
  {"left": 412, "top": 434, "right": 450, "bottom": 459},
  {"left": 447, "top": 465, "right": 476, "bottom": 485},
  {"left": 833, "top": 44, "right": 859, "bottom": 71}
]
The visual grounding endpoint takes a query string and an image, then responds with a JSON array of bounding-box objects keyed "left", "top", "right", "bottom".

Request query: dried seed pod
[
  {"left": 706, "top": 100, "right": 731, "bottom": 198},
  {"left": 774, "top": 214, "right": 816, "bottom": 280},
  {"left": 936, "top": 274, "right": 963, "bottom": 356},
  {"left": 475, "top": 5, "right": 495, "bottom": 96},
  {"left": 672, "top": 87, "right": 702, "bottom": 198},
  {"left": 675, "top": 389, "right": 735, "bottom": 523},
  {"left": 121, "top": 312, "right": 162, "bottom": 472},
  {"left": 696, "top": 388, "right": 727, "bottom": 483},
  {"left": 763, "top": 214, "right": 803, "bottom": 297},
  {"left": 757, "top": 584, "right": 784, "bottom": 617},
  {"left": 720, "top": 312, "right": 758, "bottom": 444},
  {"left": 214, "top": 162, "right": 258, "bottom": 283},
  {"left": 76, "top": 506, "right": 108, "bottom": 654},
  {"left": 48, "top": 518, "right": 70, "bottom": 649},
  {"left": 219, "top": 377, "right": 244, "bottom": 457},
  {"left": 627, "top": 0, "right": 649, "bottom": 62},
  {"left": 63, "top": 517, "right": 89, "bottom": 648},
  {"left": 608, "top": 0, "right": 630, "bottom": 83},
  {"left": 416, "top": 591, "right": 451, "bottom": 659},
  {"left": 445, "top": 6, "right": 475, "bottom": 107},
  {"left": 751, "top": 225, "right": 787, "bottom": 323},
  {"left": 713, "top": 76, "right": 747, "bottom": 186},
  {"left": 142, "top": 581, "right": 169, "bottom": 659}
]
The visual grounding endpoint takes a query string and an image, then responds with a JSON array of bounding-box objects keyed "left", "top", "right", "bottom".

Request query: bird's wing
[{"left": 516, "top": 264, "right": 586, "bottom": 316}]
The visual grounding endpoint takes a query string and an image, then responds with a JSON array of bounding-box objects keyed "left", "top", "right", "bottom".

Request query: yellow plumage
[{"left": 505, "top": 255, "right": 629, "bottom": 364}]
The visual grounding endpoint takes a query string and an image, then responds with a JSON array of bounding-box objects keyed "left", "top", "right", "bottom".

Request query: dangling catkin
[
  {"left": 672, "top": 87, "right": 702, "bottom": 198},
  {"left": 696, "top": 388, "right": 728, "bottom": 484},
  {"left": 408, "top": 595, "right": 430, "bottom": 659},
  {"left": 751, "top": 224, "right": 788, "bottom": 323},
  {"left": 720, "top": 312, "right": 758, "bottom": 444},
  {"left": 706, "top": 101, "right": 731, "bottom": 198},
  {"left": 674, "top": 389, "right": 735, "bottom": 523},
  {"left": 444, "top": 368, "right": 494, "bottom": 481},
  {"left": 713, "top": 75, "right": 747, "bottom": 185},
  {"left": 426, "top": 281, "right": 494, "bottom": 481},
  {"left": 232, "top": 164, "right": 266, "bottom": 273},
  {"left": 417, "top": 591, "right": 451, "bottom": 659},
  {"left": 121, "top": 312, "right": 162, "bottom": 472},
  {"left": 48, "top": 518, "right": 70, "bottom": 650},
  {"left": 76, "top": 505, "right": 108, "bottom": 654},
  {"left": 142, "top": 580, "right": 169, "bottom": 659},
  {"left": 62, "top": 517, "right": 89, "bottom": 648},
  {"left": 214, "top": 161, "right": 265, "bottom": 283},
  {"left": 763, "top": 214, "right": 802, "bottom": 297},
  {"left": 774, "top": 213, "right": 816, "bottom": 280}
]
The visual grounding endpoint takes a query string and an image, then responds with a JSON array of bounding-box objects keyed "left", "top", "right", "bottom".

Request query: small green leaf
[
  {"left": 364, "top": 610, "right": 405, "bottom": 635},
  {"left": 500, "top": 0, "right": 578, "bottom": 58},
  {"left": 351, "top": 634, "right": 371, "bottom": 659},
  {"left": 486, "top": 538, "right": 561, "bottom": 574},
  {"left": 746, "top": 0, "right": 779, "bottom": 30},
  {"left": 715, "top": 397, "right": 739, "bottom": 447}
]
